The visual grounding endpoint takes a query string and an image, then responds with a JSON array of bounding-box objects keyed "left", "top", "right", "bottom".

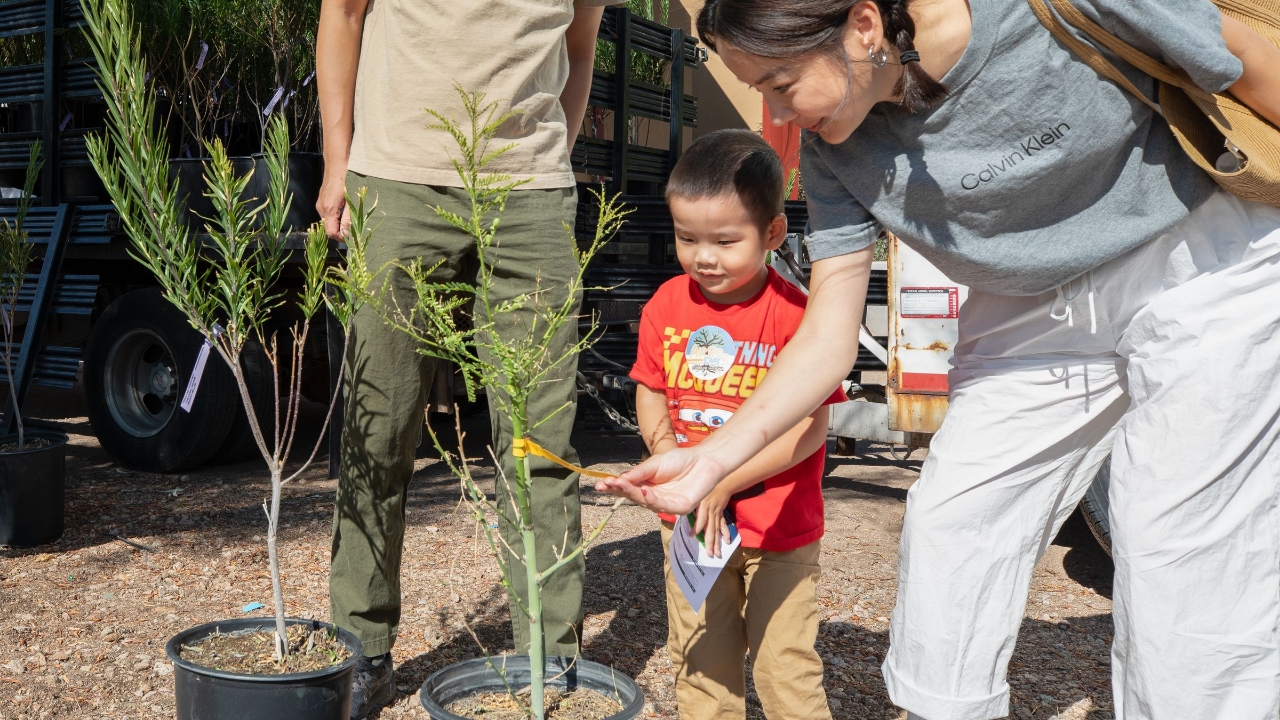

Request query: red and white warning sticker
[{"left": 900, "top": 287, "right": 959, "bottom": 319}]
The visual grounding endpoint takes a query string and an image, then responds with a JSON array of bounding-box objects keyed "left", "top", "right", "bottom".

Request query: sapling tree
[
  {"left": 0, "top": 142, "right": 45, "bottom": 449},
  {"left": 374, "top": 90, "right": 629, "bottom": 718},
  {"left": 81, "top": 0, "right": 373, "bottom": 661}
]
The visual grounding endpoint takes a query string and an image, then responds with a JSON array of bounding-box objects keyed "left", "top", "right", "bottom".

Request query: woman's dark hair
[
  {"left": 697, "top": 0, "right": 948, "bottom": 114},
  {"left": 666, "top": 129, "right": 784, "bottom": 231}
]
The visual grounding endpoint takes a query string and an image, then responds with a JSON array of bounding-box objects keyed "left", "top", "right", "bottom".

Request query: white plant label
[
  {"left": 195, "top": 41, "right": 208, "bottom": 71},
  {"left": 262, "top": 86, "right": 285, "bottom": 116},
  {"left": 302, "top": 71, "right": 315, "bottom": 87},
  {"left": 180, "top": 341, "right": 212, "bottom": 413},
  {"left": 180, "top": 324, "right": 223, "bottom": 413},
  {"left": 667, "top": 513, "right": 740, "bottom": 612}
]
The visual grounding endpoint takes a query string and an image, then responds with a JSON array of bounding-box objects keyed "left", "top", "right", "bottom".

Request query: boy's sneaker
[{"left": 350, "top": 652, "right": 394, "bottom": 719}]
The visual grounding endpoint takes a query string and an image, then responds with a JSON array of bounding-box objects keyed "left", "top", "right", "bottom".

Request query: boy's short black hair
[{"left": 666, "top": 129, "right": 784, "bottom": 231}]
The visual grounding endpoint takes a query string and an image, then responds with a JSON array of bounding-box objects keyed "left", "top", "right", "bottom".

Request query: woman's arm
[
  {"left": 695, "top": 406, "right": 831, "bottom": 556},
  {"left": 316, "top": 0, "right": 369, "bottom": 239},
  {"left": 1222, "top": 15, "right": 1280, "bottom": 126},
  {"left": 705, "top": 405, "right": 831, "bottom": 506},
  {"left": 599, "top": 248, "right": 873, "bottom": 513}
]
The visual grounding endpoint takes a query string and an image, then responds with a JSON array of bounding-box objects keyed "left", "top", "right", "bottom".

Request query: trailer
[{"left": 1, "top": 1, "right": 713, "bottom": 473}]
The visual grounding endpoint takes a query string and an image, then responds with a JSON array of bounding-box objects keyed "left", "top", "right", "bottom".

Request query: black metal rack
[
  {"left": 0, "top": 204, "right": 114, "bottom": 406},
  {"left": 0, "top": 0, "right": 97, "bottom": 206}
]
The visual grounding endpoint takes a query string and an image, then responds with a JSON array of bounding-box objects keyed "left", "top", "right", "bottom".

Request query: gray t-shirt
[{"left": 801, "top": 0, "right": 1242, "bottom": 296}]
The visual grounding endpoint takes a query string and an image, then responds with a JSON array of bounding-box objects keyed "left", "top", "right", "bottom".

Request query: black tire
[
  {"left": 212, "top": 339, "right": 275, "bottom": 463},
  {"left": 84, "top": 288, "right": 238, "bottom": 472},
  {"left": 1079, "top": 456, "right": 1113, "bottom": 557}
]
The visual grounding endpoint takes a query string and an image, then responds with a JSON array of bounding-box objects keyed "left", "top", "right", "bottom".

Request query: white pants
[{"left": 883, "top": 192, "right": 1280, "bottom": 720}]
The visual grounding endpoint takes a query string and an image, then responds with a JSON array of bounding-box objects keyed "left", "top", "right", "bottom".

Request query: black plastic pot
[
  {"left": 169, "top": 156, "right": 256, "bottom": 230},
  {"left": 165, "top": 617, "right": 363, "bottom": 720},
  {"left": 60, "top": 165, "right": 108, "bottom": 203},
  {"left": 420, "top": 655, "right": 645, "bottom": 720},
  {"left": 6, "top": 101, "right": 42, "bottom": 133},
  {"left": 248, "top": 152, "right": 323, "bottom": 232},
  {"left": 0, "top": 428, "right": 67, "bottom": 547}
]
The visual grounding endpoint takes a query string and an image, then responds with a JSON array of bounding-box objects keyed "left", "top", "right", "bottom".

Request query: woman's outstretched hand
[{"left": 595, "top": 447, "right": 728, "bottom": 515}]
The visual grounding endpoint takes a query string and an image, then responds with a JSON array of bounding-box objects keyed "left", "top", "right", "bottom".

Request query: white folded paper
[{"left": 668, "top": 513, "right": 741, "bottom": 612}]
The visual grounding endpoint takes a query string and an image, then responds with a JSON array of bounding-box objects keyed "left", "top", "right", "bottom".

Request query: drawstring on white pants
[{"left": 1049, "top": 270, "right": 1097, "bottom": 334}]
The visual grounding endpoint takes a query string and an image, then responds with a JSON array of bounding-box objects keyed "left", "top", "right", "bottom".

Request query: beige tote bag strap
[
  {"left": 1047, "top": 0, "right": 1189, "bottom": 86},
  {"left": 1026, "top": 0, "right": 1165, "bottom": 116}
]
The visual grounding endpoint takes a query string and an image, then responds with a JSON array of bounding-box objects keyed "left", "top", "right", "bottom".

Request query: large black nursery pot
[
  {"left": 165, "top": 617, "right": 363, "bottom": 720},
  {"left": 248, "top": 152, "right": 324, "bottom": 232},
  {"left": 0, "top": 428, "right": 67, "bottom": 547},
  {"left": 170, "top": 156, "right": 256, "bottom": 229},
  {"left": 420, "top": 655, "right": 645, "bottom": 720}
]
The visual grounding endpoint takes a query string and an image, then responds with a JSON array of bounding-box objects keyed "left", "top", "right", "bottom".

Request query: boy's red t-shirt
[{"left": 630, "top": 267, "right": 845, "bottom": 552}]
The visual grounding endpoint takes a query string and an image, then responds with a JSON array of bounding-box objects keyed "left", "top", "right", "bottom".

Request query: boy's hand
[{"left": 694, "top": 487, "right": 733, "bottom": 559}]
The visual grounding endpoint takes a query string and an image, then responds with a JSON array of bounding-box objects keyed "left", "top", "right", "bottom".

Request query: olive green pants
[{"left": 330, "top": 173, "right": 585, "bottom": 658}]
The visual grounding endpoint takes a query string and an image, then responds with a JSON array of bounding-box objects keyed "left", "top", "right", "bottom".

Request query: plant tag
[
  {"left": 180, "top": 341, "right": 212, "bottom": 413},
  {"left": 302, "top": 71, "right": 315, "bottom": 87},
  {"left": 59, "top": 112, "right": 73, "bottom": 131},
  {"left": 180, "top": 324, "right": 223, "bottom": 413},
  {"left": 262, "top": 86, "right": 285, "bottom": 116},
  {"left": 667, "top": 513, "right": 740, "bottom": 612},
  {"left": 195, "top": 41, "right": 208, "bottom": 71},
  {"left": 280, "top": 89, "right": 297, "bottom": 111}
]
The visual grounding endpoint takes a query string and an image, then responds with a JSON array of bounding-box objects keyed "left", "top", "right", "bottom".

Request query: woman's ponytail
[{"left": 879, "top": 0, "right": 950, "bottom": 113}]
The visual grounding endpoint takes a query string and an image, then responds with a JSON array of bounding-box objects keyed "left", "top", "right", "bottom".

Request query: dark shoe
[{"left": 350, "top": 652, "right": 394, "bottom": 719}]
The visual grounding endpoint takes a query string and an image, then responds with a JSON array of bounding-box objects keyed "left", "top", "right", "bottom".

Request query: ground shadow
[
  {"left": 1054, "top": 508, "right": 1114, "bottom": 598},
  {"left": 581, "top": 530, "right": 666, "bottom": 679}
]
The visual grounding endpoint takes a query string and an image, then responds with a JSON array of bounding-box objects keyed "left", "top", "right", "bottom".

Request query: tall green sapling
[{"left": 373, "top": 89, "right": 630, "bottom": 718}]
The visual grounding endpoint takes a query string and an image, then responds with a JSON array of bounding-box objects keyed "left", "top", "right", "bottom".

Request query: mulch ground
[{"left": 1, "top": 389, "right": 1116, "bottom": 719}]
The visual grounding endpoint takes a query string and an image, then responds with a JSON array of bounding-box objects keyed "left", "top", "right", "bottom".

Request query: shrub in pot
[
  {"left": 0, "top": 141, "right": 68, "bottom": 549},
  {"left": 368, "top": 90, "right": 641, "bottom": 720},
  {"left": 83, "top": 0, "right": 375, "bottom": 716}
]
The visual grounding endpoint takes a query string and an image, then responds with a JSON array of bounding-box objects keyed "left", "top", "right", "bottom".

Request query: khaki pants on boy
[
  {"left": 661, "top": 522, "right": 831, "bottom": 719},
  {"left": 330, "top": 173, "right": 585, "bottom": 658}
]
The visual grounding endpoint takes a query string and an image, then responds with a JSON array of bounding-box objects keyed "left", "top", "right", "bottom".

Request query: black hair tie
[{"left": 899, "top": 50, "right": 921, "bottom": 64}]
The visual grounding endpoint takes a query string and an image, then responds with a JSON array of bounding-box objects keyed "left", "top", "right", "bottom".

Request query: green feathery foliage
[{"left": 372, "top": 88, "right": 629, "bottom": 719}]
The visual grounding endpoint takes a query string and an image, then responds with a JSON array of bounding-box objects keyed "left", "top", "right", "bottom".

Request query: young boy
[{"left": 630, "top": 129, "right": 845, "bottom": 719}]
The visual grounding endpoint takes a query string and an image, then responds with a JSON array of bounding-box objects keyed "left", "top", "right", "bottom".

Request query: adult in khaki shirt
[{"left": 316, "top": 2, "right": 609, "bottom": 716}]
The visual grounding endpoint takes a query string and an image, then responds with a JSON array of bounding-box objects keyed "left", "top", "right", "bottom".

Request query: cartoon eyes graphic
[
  {"left": 677, "top": 408, "right": 703, "bottom": 423},
  {"left": 676, "top": 407, "right": 734, "bottom": 427},
  {"left": 703, "top": 409, "right": 733, "bottom": 427}
]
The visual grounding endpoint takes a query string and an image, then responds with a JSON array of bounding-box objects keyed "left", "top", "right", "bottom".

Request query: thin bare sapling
[
  {"left": 81, "top": 0, "right": 375, "bottom": 662},
  {"left": 372, "top": 89, "right": 629, "bottom": 718},
  {"left": 0, "top": 142, "right": 45, "bottom": 449}
]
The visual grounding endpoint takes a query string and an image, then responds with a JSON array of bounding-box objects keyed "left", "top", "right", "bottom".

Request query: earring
[{"left": 868, "top": 45, "right": 888, "bottom": 68}]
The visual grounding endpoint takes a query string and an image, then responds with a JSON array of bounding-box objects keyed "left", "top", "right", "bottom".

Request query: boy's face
[{"left": 668, "top": 193, "right": 787, "bottom": 304}]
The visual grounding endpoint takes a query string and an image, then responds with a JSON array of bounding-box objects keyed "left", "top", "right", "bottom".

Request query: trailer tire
[
  {"left": 1079, "top": 456, "right": 1113, "bottom": 557},
  {"left": 84, "top": 288, "right": 237, "bottom": 472}
]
